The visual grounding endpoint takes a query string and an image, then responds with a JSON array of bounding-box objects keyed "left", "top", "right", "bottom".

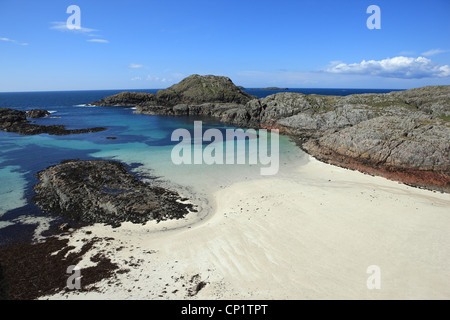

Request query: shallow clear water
[
  {"left": 0, "top": 90, "right": 309, "bottom": 223},
  {"left": 0, "top": 88, "right": 400, "bottom": 223}
]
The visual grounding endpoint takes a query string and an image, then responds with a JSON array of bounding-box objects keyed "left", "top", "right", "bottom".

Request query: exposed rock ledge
[
  {"left": 33, "top": 160, "right": 196, "bottom": 227},
  {"left": 90, "top": 75, "right": 450, "bottom": 192},
  {"left": 0, "top": 108, "right": 106, "bottom": 135},
  {"left": 26, "top": 109, "right": 51, "bottom": 119}
]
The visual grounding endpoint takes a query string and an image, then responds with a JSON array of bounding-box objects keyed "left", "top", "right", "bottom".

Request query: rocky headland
[
  {"left": 91, "top": 74, "right": 256, "bottom": 108},
  {"left": 0, "top": 108, "right": 106, "bottom": 135},
  {"left": 33, "top": 160, "right": 196, "bottom": 227},
  {"left": 90, "top": 75, "right": 450, "bottom": 192}
]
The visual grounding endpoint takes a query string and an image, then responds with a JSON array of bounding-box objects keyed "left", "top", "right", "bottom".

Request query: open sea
[{"left": 0, "top": 88, "right": 402, "bottom": 240}]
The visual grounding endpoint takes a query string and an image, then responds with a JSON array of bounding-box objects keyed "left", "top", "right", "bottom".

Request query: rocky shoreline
[
  {"left": 90, "top": 75, "right": 450, "bottom": 192},
  {"left": 1, "top": 76, "right": 448, "bottom": 299},
  {"left": 33, "top": 160, "right": 197, "bottom": 228},
  {"left": 0, "top": 108, "right": 106, "bottom": 135}
]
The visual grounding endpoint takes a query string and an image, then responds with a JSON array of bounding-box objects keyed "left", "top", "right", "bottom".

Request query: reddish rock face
[
  {"left": 304, "top": 141, "right": 450, "bottom": 193},
  {"left": 260, "top": 122, "right": 295, "bottom": 135}
]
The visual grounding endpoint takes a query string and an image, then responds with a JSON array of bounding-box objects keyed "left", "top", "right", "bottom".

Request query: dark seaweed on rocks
[
  {"left": 0, "top": 237, "right": 119, "bottom": 300},
  {"left": 33, "top": 160, "right": 196, "bottom": 227},
  {"left": 0, "top": 265, "right": 7, "bottom": 300}
]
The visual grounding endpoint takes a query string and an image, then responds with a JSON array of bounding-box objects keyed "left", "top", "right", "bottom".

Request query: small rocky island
[
  {"left": 33, "top": 160, "right": 196, "bottom": 227},
  {"left": 90, "top": 75, "right": 450, "bottom": 192},
  {"left": 0, "top": 108, "right": 106, "bottom": 135},
  {"left": 26, "top": 109, "right": 51, "bottom": 119}
]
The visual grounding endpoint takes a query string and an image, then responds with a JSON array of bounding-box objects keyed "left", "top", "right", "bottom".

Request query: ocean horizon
[{"left": 0, "top": 87, "right": 405, "bottom": 94}]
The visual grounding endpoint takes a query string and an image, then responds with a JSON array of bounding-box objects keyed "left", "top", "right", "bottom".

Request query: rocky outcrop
[
  {"left": 303, "top": 116, "right": 450, "bottom": 191},
  {"left": 90, "top": 75, "right": 257, "bottom": 126},
  {"left": 33, "top": 160, "right": 196, "bottom": 227},
  {"left": 26, "top": 109, "right": 51, "bottom": 119},
  {"left": 90, "top": 74, "right": 256, "bottom": 109},
  {"left": 90, "top": 76, "right": 450, "bottom": 192},
  {"left": 0, "top": 108, "right": 106, "bottom": 135},
  {"left": 90, "top": 92, "right": 155, "bottom": 107},
  {"left": 153, "top": 74, "right": 255, "bottom": 106},
  {"left": 0, "top": 108, "right": 27, "bottom": 125},
  {"left": 253, "top": 87, "right": 450, "bottom": 191}
]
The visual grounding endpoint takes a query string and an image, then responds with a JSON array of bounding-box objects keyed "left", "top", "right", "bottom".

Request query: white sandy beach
[{"left": 42, "top": 155, "right": 450, "bottom": 300}]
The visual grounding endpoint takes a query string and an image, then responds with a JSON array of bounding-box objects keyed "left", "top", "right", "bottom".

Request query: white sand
[{"left": 43, "top": 156, "right": 450, "bottom": 300}]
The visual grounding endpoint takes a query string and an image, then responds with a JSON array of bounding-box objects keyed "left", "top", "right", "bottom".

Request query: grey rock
[{"left": 26, "top": 109, "right": 51, "bottom": 119}]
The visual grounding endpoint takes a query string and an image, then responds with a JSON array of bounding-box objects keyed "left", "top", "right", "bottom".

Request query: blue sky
[{"left": 0, "top": 0, "right": 449, "bottom": 91}]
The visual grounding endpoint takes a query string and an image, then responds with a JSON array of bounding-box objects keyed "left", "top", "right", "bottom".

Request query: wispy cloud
[
  {"left": 421, "top": 49, "right": 448, "bottom": 57},
  {"left": 50, "top": 22, "right": 97, "bottom": 33},
  {"left": 50, "top": 22, "right": 109, "bottom": 44},
  {"left": 326, "top": 56, "right": 450, "bottom": 79},
  {"left": 129, "top": 64, "right": 145, "bottom": 69},
  {"left": 131, "top": 77, "right": 142, "bottom": 81},
  {"left": 0, "top": 37, "right": 28, "bottom": 46},
  {"left": 87, "top": 39, "right": 109, "bottom": 43}
]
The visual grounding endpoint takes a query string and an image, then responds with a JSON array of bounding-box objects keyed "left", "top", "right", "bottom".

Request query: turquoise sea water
[{"left": 0, "top": 88, "right": 402, "bottom": 238}]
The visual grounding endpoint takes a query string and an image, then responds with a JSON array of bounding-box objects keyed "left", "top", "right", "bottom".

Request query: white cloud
[
  {"left": 235, "top": 68, "right": 450, "bottom": 89},
  {"left": 326, "top": 56, "right": 450, "bottom": 79},
  {"left": 421, "top": 49, "right": 448, "bottom": 57},
  {"left": 131, "top": 77, "right": 142, "bottom": 81},
  {"left": 129, "top": 64, "right": 145, "bottom": 69},
  {"left": 50, "top": 22, "right": 97, "bottom": 33},
  {"left": 87, "top": 39, "right": 109, "bottom": 43},
  {"left": 1, "top": 37, "right": 28, "bottom": 46}
]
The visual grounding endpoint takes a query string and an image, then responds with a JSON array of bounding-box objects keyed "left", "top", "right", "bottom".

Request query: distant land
[
  {"left": 251, "top": 87, "right": 289, "bottom": 91},
  {"left": 237, "top": 86, "right": 289, "bottom": 91}
]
